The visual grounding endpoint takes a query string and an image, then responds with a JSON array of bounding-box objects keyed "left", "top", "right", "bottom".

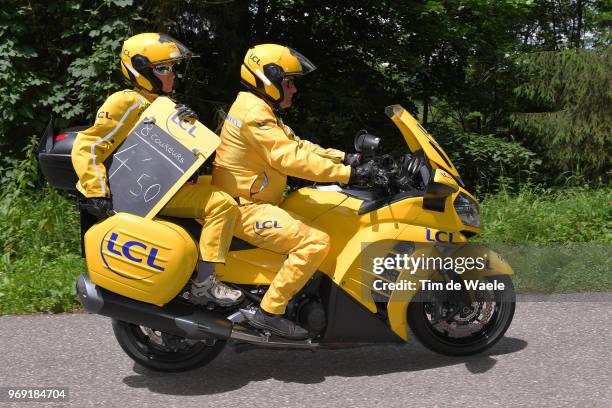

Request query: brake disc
[{"left": 435, "top": 300, "right": 495, "bottom": 338}]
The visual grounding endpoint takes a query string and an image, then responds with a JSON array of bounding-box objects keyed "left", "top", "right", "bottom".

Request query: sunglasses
[
  {"left": 282, "top": 77, "right": 297, "bottom": 88},
  {"left": 152, "top": 64, "right": 174, "bottom": 75}
]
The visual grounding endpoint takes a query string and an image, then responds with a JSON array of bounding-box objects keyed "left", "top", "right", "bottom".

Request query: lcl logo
[
  {"left": 166, "top": 112, "right": 197, "bottom": 139},
  {"left": 426, "top": 228, "right": 456, "bottom": 243},
  {"left": 249, "top": 52, "right": 261, "bottom": 65},
  {"left": 254, "top": 220, "right": 282, "bottom": 236},
  {"left": 102, "top": 232, "right": 165, "bottom": 272}
]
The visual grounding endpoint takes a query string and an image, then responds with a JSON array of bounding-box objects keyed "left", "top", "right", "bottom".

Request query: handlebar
[{"left": 348, "top": 153, "right": 425, "bottom": 196}]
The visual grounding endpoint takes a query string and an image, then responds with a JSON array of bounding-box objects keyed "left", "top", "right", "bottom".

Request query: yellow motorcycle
[{"left": 38, "top": 105, "right": 515, "bottom": 372}]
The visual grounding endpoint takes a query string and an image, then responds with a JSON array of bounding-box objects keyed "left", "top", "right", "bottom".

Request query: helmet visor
[
  {"left": 156, "top": 34, "right": 200, "bottom": 64},
  {"left": 288, "top": 48, "right": 316, "bottom": 76}
]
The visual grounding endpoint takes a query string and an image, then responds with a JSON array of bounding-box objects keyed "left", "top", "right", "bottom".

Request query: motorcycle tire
[
  {"left": 407, "top": 275, "right": 515, "bottom": 356},
  {"left": 111, "top": 319, "right": 226, "bottom": 372}
]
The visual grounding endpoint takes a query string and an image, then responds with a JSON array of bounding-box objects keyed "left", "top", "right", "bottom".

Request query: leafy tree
[
  {"left": 0, "top": 0, "right": 609, "bottom": 191},
  {"left": 512, "top": 47, "right": 611, "bottom": 182},
  {"left": 0, "top": 0, "right": 153, "bottom": 155}
]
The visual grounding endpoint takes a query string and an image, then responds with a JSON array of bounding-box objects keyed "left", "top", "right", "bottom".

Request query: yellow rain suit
[
  {"left": 71, "top": 88, "right": 238, "bottom": 263},
  {"left": 212, "top": 91, "right": 352, "bottom": 314}
]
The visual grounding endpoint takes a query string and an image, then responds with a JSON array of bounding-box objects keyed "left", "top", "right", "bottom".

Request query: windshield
[{"left": 385, "top": 105, "right": 462, "bottom": 185}]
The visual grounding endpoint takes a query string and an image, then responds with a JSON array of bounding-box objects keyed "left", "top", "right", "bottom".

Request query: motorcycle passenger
[
  {"left": 71, "top": 33, "right": 243, "bottom": 307},
  {"left": 212, "top": 44, "right": 368, "bottom": 339}
]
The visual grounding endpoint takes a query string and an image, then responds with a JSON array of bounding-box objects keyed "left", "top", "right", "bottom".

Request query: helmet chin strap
[
  {"left": 157, "top": 86, "right": 171, "bottom": 96},
  {"left": 133, "top": 84, "right": 172, "bottom": 100}
]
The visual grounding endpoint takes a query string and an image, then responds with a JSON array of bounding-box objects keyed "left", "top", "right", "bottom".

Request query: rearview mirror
[{"left": 354, "top": 130, "right": 381, "bottom": 156}]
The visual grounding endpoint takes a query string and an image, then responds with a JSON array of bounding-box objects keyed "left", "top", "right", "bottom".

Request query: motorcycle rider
[
  {"left": 212, "top": 44, "right": 369, "bottom": 339},
  {"left": 71, "top": 33, "right": 243, "bottom": 306}
]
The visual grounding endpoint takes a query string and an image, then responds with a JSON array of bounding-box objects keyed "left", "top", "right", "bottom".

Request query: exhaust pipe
[
  {"left": 76, "top": 274, "right": 232, "bottom": 340},
  {"left": 76, "top": 273, "right": 319, "bottom": 348}
]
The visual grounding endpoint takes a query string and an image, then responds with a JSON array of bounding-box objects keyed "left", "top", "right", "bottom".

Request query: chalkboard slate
[
  {"left": 100, "top": 96, "right": 220, "bottom": 219},
  {"left": 105, "top": 121, "right": 198, "bottom": 217}
]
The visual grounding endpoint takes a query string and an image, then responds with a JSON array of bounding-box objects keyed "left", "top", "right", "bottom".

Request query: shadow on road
[{"left": 122, "top": 336, "right": 527, "bottom": 395}]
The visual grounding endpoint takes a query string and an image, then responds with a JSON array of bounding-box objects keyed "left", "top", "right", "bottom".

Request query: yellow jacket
[
  {"left": 212, "top": 92, "right": 351, "bottom": 205},
  {"left": 71, "top": 88, "right": 158, "bottom": 197}
]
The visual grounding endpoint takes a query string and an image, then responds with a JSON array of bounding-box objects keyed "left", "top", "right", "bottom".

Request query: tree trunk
[
  {"left": 551, "top": 0, "right": 559, "bottom": 50},
  {"left": 575, "top": 0, "right": 584, "bottom": 48},
  {"left": 422, "top": 52, "right": 432, "bottom": 125},
  {"left": 423, "top": 95, "right": 429, "bottom": 125},
  {"left": 254, "top": 0, "right": 268, "bottom": 42}
]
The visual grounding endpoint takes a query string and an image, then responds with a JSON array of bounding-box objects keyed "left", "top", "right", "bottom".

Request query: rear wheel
[
  {"left": 408, "top": 275, "right": 515, "bottom": 356},
  {"left": 112, "top": 319, "right": 226, "bottom": 372}
]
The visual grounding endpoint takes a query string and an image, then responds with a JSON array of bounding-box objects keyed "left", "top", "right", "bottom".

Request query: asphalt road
[{"left": 0, "top": 293, "right": 610, "bottom": 408}]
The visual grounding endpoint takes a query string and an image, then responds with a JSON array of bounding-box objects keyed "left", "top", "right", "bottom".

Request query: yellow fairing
[
  {"left": 85, "top": 213, "right": 198, "bottom": 306},
  {"left": 432, "top": 169, "right": 459, "bottom": 193}
]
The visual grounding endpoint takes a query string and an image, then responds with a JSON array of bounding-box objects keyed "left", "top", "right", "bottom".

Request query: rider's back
[{"left": 71, "top": 88, "right": 156, "bottom": 197}]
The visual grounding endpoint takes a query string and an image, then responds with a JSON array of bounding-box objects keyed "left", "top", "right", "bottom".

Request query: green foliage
[
  {"left": 476, "top": 186, "right": 612, "bottom": 292},
  {"left": 0, "top": 0, "right": 145, "bottom": 153},
  {"left": 0, "top": 136, "right": 43, "bottom": 193},
  {"left": 475, "top": 187, "right": 612, "bottom": 243},
  {"left": 0, "top": 255, "right": 83, "bottom": 314},
  {"left": 0, "top": 140, "right": 84, "bottom": 314},
  {"left": 525, "top": 0, "right": 611, "bottom": 49},
  {"left": 1, "top": 0, "right": 610, "bottom": 190},
  {"left": 512, "top": 47, "right": 611, "bottom": 182},
  {"left": 0, "top": 185, "right": 81, "bottom": 266},
  {"left": 433, "top": 125, "right": 541, "bottom": 193}
]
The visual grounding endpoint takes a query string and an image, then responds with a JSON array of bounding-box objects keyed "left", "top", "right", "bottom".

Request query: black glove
[
  {"left": 348, "top": 162, "right": 374, "bottom": 185},
  {"left": 175, "top": 103, "right": 198, "bottom": 123},
  {"left": 343, "top": 153, "right": 362, "bottom": 166},
  {"left": 83, "top": 197, "right": 114, "bottom": 219}
]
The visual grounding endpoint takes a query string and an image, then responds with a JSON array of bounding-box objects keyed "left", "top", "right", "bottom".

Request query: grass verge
[
  {"left": 475, "top": 187, "right": 611, "bottom": 293},
  {"left": 1, "top": 188, "right": 84, "bottom": 314},
  {"left": 476, "top": 187, "right": 611, "bottom": 243}
]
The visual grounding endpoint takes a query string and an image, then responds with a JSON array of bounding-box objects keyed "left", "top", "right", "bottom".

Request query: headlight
[{"left": 454, "top": 192, "right": 481, "bottom": 228}]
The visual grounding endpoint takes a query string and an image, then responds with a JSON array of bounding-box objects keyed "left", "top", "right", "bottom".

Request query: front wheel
[
  {"left": 111, "top": 319, "right": 226, "bottom": 372},
  {"left": 408, "top": 275, "right": 515, "bottom": 356}
]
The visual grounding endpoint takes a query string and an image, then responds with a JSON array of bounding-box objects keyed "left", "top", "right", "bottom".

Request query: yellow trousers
[
  {"left": 234, "top": 202, "right": 331, "bottom": 314},
  {"left": 160, "top": 178, "right": 238, "bottom": 263}
]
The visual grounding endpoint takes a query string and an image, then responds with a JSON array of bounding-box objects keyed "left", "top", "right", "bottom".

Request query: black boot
[{"left": 242, "top": 307, "right": 309, "bottom": 340}]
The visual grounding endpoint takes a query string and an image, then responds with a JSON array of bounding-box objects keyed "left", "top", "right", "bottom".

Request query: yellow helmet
[
  {"left": 241, "top": 44, "right": 316, "bottom": 106},
  {"left": 120, "top": 33, "right": 195, "bottom": 94}
]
